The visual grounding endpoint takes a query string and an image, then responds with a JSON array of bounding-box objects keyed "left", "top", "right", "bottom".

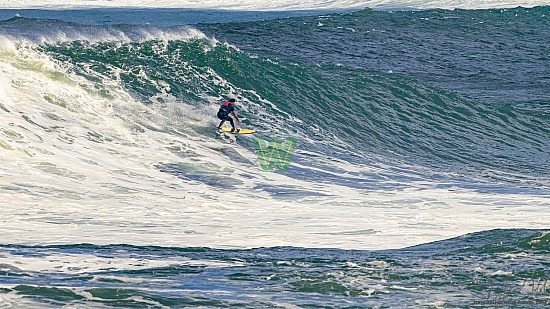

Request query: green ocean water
[{"left": 40, "top": 25, "right": 548, "bottom": 192}]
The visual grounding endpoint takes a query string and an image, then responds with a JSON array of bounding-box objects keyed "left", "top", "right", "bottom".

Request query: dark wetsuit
[{"left": 217, "top": 101, "right": 235, "bottom": 129}]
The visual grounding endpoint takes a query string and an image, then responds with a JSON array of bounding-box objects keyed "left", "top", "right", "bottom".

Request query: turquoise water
[{"left": 31, "top": 7, "right": 549, "bottom": 192}]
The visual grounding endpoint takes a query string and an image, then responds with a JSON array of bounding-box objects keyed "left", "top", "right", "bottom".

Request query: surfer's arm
[{"left": 232, "top": 111, "right": 241, "bottom": 124}]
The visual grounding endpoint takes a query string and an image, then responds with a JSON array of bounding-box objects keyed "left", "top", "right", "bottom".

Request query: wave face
[
  {"left": 12, "top": 7, "right": 546, "bottom": 191},
  {"left": 198, "top": 6, "right": 550, "bottom": 188},
  {"left": 0, "top": 7, "right": 549, "bottom": 308},
  {"left": 0, "top": 6, "right": 548, "bottom": 244}
]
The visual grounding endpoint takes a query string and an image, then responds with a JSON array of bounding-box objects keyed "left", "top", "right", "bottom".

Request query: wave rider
[{"left": 216, "top": 98, "right": 241, "bottom": 133}]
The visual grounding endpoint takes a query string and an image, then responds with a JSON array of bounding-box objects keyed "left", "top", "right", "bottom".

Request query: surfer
[{"left": 217, "top": 98, "right": 241, "bottom": 133}]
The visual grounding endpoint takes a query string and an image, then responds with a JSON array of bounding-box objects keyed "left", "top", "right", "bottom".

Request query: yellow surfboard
[{"left": 220, "top": 127, "right": 256, "bottom": 134}]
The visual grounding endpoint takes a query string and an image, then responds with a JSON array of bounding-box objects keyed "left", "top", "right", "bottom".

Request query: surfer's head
[{"left": 229, "top": 98, "right": 236, "bottom": 103}]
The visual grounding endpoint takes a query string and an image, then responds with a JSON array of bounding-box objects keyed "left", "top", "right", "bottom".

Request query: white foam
[
  {"left": 0, "top": 38, "right": 548, "bottom": 252},
  {"left": 0, "top": 26, "right": 211, "bottom": 46},
  {"left": 0, "top": 0, "right": 545, "bottom": 10},
  {"left": 0, "top": 251, "right": 242, "bottom": 275}
]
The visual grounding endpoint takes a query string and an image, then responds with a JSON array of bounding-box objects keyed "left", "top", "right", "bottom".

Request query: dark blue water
[
  {"left": 0, "top": 230, "right": 548, "bottom": 307},
  {"left": 0, "top": 8, "right": 351, "bottom": 26}
]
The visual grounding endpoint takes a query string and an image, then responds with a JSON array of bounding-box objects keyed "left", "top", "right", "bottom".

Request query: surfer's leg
[
  {"left": 217, "top": 120, "right": 225, "bottom": 129},
  {"left": 228, "top": 117, "right": 235, "bottom": 131}
]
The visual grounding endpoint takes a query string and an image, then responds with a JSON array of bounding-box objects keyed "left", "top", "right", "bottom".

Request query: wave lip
[
  {"left": 1, "top": 0, "right": 546, "bottom": 10},
  {"left": 0, "top": 17, "right": 211, "bottom": 44}
]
